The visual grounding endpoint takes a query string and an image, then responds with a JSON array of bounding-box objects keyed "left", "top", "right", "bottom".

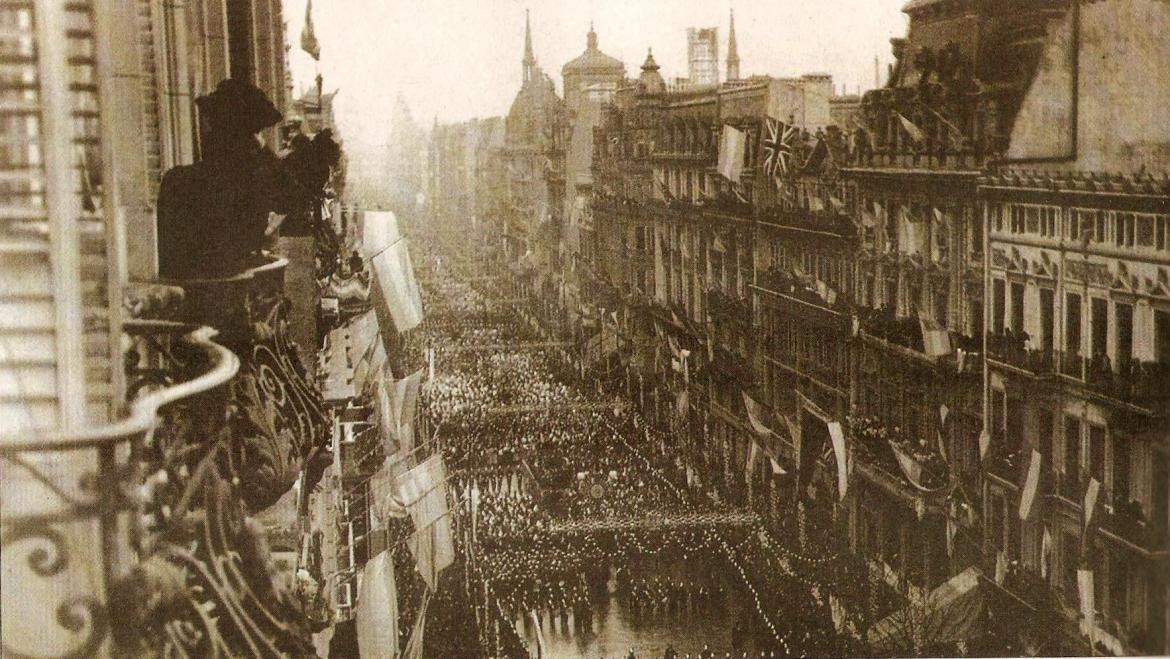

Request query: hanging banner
[
  {"left": 356, "top": 550, "right": 399, "bottom": 658},
  {"left": 1018, "top": 449, "right": 1042, "bottom": 521}
]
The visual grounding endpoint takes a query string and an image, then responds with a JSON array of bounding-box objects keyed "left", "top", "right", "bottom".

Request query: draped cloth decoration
[
  {"left": 363, "top": 209, "right": 423, "bottom": 334},
  {"left": 398, "top": 456, "right": 454, "bottom": 590},
  {"left": 356, "top": 550, "right": 399, "bottom": 659}
]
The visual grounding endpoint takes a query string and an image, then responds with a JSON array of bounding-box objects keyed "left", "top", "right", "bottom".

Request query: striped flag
[{"left": 1018, "top": 449, "right": 1042, "bottom": 520}]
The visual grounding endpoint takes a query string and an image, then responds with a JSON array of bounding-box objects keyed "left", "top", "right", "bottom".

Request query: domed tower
[
  {"left": 638, "top": 49, "right": 666, "bottom": 95},
  {"left": 561, "top": 22, "right": 625, "bottom": 113}
]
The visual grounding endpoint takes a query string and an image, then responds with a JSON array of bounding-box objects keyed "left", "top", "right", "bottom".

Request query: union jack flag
[{"left": 761, "top": 116, "right": 799, "bottom": 178}]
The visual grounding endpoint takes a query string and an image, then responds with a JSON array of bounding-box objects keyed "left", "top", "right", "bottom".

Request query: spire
[
  {"left": 726, "top": 8, "right": 741, "bottom": 80},
  {"left": 523, "top": 9, "right": 536, "bottom": 83},
  {"left": 587, "top": 21, "right": 598, "bottom": 51},
  {"left": 641, "top": 48, "right": 660, "bottom": 72}
]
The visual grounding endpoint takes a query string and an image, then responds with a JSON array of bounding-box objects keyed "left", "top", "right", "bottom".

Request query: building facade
[
  {"left": 573, "top": 1, "right": 1170, "bottom": 654},
  {"left": 0, "top": 2, "right": 362, "bottom": 655}
]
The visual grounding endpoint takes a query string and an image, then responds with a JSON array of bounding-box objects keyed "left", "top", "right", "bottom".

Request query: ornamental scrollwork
[{"left": 0, "top": 524, "right": 107, "bottom": 659}]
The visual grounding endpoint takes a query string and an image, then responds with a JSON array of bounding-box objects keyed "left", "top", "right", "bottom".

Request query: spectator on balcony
[{"left": 156, "top": 79, "right": 299, "bottom": 279}]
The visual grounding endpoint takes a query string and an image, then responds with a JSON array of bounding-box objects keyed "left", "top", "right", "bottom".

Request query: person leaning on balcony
[{"left": 156, "top": 79, "right": 301, "bottom": 279}]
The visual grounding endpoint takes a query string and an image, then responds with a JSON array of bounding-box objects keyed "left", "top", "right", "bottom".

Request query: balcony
[
  {"left": 1055, "top": 353, "right": 1170, "bottom": 413},
  {"left": 987, "top": 332, "right": 1055, "bottom": 377},
  {"left": 758, "top": 205, "right": 857, "bottom": 238},
  {"left": 0, "top": 303, "right": 330, "bottom": 657},
  {"left": 1099, "top": 499, "right": 1170, "bottom": 557},
  {"left": 705, "top": 287, "right": 752, "bottom": 328}
]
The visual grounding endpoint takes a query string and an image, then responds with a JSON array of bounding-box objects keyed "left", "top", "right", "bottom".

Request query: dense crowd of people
[{"left": 398, "top": 226, "right": 872, "bottom": 658}]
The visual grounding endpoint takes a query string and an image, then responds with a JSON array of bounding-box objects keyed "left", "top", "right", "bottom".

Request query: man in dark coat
[{"left": 156, "top": 79, "right": 301, "bottom": 278}]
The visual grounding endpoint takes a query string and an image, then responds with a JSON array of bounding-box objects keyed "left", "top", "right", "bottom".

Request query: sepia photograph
[{"left": 1, "top": 0, "right": 1168, "bottom": 657}]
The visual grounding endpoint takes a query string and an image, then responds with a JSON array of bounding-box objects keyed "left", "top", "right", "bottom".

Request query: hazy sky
[{"left": 285, "top": 0, "right": 908, "bottom": 155}]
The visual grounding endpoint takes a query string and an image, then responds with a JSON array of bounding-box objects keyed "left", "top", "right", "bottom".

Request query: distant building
[
  {"left": 502, "top": 10, "right": 565, "bottom": 262},
  {"left": 687, "top": 27, "right": 719, "bottom": 87}
]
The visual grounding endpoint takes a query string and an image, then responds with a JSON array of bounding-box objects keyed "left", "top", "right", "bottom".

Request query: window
[
  {"left": 1156, "top": 215, "right": 1170, "bottom": 251},
  {"left": 1064, "top": 416, "right": 1082, "bottom": 477},
  {"left": 1091, "top": 297, "right": 1108, "bottom": 358},
  {"left": 1116, "top": 303, "right": 1133, "bottom": 365},
  {"left": 1089, "top": 424, "right": 1106, "bottom": 484},
  {"left": 1010, "top": 282, "right": 1025, "bottom": 334},
  {"left": 1095, "top": 210, "right": 1109, "bottom": 243},
  {"left": 1066, "top": 293, "right": 1082, "bottom": 356},
  {"left": 1040, "top": 288, "right": 1055, "bottom": 353},
  {"left": 1156, "top": 309, "right": 1170, "bottom": 365},
  {"left": 1042, "top": 206, "right": 1059, "bottom": 238},
  {"left": 1010, "top": 205, "right": 1025, "bottom": 233},
  {"left": 992, "top": 205, "right": 1004, "bottom": 233},
  {"left": 1114, "top": 212, "right": 1136, "bottom": 248},
  {"left": 1061, "top": 531, "right": 1079, "bottom": 597},
  {"left": 1112, "top": 434, "right": 1130, "bottom": 504},
  {"left": 1007, "top": 396, "right": 1024, "bottom": 456},
  {"left": 1068, "top": 209, "right": 1082, "bottom": 242},
  {"left": 1137, "top": 214, "right": 1156, "bottom": 247},
  {"left": 972, "top": 210, "right": 984, "bottom": 256},
  {"left": 1038, "top": 409, "right": 1055, "bottom": 466},
  {"left": 993, "top": 279, "right": 1006, "bottom": 334}
]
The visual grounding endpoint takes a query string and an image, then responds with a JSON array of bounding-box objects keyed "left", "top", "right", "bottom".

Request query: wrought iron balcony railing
[
  {"left": 0, "top": 317, "right": 327, "bottom": 658},
  {"left": 0, "top": 255, "right": 335, "bottom": 657}
]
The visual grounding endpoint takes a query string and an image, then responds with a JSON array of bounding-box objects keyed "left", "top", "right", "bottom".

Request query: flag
[
  {"left": 747, "top": 440, "right": 760, "bottom": 483},
  {"left": 399, "top": 456, "right": 454, "bottom": 590},
  {"left": 742, "top": 392, "right": 775, "bottom": 438},
  {"left": 1018, "top": 449, "right": 1042, "bottom": 520},
  {"left": 1077, "top": 569, "right": 1095, "bottom": 623},
  {"left": 718, "top": 124, "right": 747, "bottom": 182},
  {"left": 808, "top": 194, "right": 826, "bottom": 212},
  {"left": 994, "top": 550, "right": 1007, "bottom": 585},
  {"left": 897, "top": 112, "right": 925, "bottom": 144},
  {"left": 655, "top": 173, "right": 675, "bottom": 203},
  {"left": 828, "top": 421, "right": 848, "bottom": 501},
  {"left": 1041, "top": 527, "right": 1053, "bottom": 579},
  {"left": 946, "top": 514, "right": 956, "bottom": 557},
  {"left": 761, "top": 116, "right": 799, "bottom": 178},
  {"left": 890, "top": 441, "right": 926, "bottom": 490},
  {"left": 978, "top": 427, "right": 991, "bottom": 461},
  {"left": 369, "top": 457, "right": 408, "bottom": 526},
  {"left": 676, "top": 389, "right": 689, "bottom": 417},
  {"left": 770, "top": 457, "right": 785, "bottom": 475},
  {"left": 919, "top": 316, "right": 952, "bottom": 358},
  {"left": 371, "top": 239, "right": 424, "bottom": 333},
  {"left": 802, "top": 138, "right": 829, "bottom": 172},
  {"left": 391, "top": 369, "right": 424, "bottom": 453},
  {"left": 937, "top": 404, "right": 950, "bottom": 464},
  {"left": 401, "top": 591, "right": 430, "bottom": 659},
  {"left": 300, "top": 0, "right": 321, "bottom": 60},
  {"left": 356, "top": 550, "right": 399, "bottom": 658},
  {"left": 77, "top": 148, "right": 97, "bottom": 213},
  {"left": 712, "top": 235, "right": 727, "bottom": 253},
  {"left": 1083, "top": 477, "right": 1101, "bottom": 532}
]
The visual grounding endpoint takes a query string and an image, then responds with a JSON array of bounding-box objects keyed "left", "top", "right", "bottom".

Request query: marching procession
[{"left": 357, "top": 215, "right": 869, "bottom": 658}]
